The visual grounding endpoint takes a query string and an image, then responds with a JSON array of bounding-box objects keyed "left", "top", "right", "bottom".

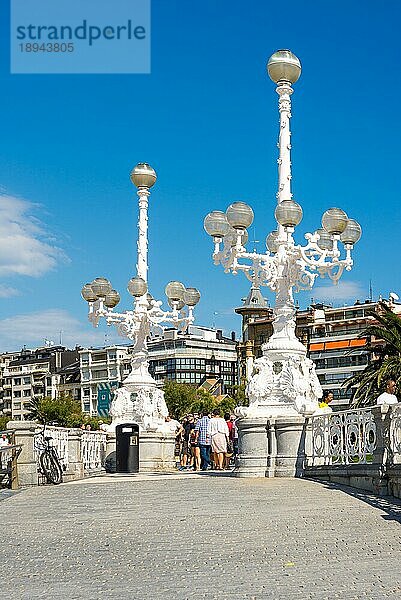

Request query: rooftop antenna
[
  {"left": 369, "top": 279, "right": 373, "bottom": 301},
  {"left": 59, "top": 330, "right": 63, "bottom": 345}
]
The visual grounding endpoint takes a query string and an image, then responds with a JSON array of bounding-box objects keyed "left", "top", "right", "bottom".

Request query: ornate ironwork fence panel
[
  {"left": 33, "top": 426, "right": 69, "bottom": 472},
  {"left": 81, "top": 432, "right": 107, "bottom": 471},
  {"left": 308, "top": 407, "right": 376, "bottom": 466}
]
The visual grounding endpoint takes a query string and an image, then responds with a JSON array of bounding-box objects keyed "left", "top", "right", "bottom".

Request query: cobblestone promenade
[{"left": 1, "top": 473, "right": 401, "bottom": 599}]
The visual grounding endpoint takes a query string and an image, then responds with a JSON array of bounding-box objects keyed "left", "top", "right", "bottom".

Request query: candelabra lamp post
[
  {"left": 81, "top": 163, "right": 200, "bottom": 449},
  {"left": 204, "top": 50, "right": 361, "bottom": 477}
]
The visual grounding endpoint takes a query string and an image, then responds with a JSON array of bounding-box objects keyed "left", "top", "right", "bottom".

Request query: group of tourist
[{"left": 166, "top": 410, "right": 239, "bottom": 471}]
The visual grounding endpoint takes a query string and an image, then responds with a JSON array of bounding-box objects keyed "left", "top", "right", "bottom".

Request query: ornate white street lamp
[
  {"left": 204, "top": 50, "right": 361, "bottom": 419},
  {"left": 82, "top": 163, "right": 200, "bottom": 431}
]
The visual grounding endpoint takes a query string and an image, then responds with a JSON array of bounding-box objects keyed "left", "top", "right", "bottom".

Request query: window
[
  {"left": 13, "top": 402, "right": 21, "bottom": 410},
  {"left": 332, "top": 388, "right": 352, "bottom": 400},
  {"left": 14, "top": 391, "right": 21, "bottom": 398},
  {"left": 13, "top": 378, "right": 21, "bottom": 385},
  {"left": 324, "top": 372, "right": 354, "bottom": 383},
  {"left": 312, "top": 354, "right": 368, "bottom": 370},
  {"left": 23, "top": 390, "right": 31, "bottom": 397},
  {"left": 345, "top": 309, "right": 364, "bottom": 319},
  {"left": 92, "top": 370, "right": 108, "bottom": 380},
  {"left": 23, "top": 377, "right": 31, "bottom": 385},
  {"left": 83, "top": 388, "right": 90, "bottom": 397},
  {"left": 83, "top": 401, "right": 90, "bottom": 413}
]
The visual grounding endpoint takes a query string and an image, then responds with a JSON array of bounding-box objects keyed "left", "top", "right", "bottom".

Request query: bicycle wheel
[{"left": 40, "top": 450, "right": 63, "bottom": 484}]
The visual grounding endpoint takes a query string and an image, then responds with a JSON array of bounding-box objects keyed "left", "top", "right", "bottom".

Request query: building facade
[
  {"left": 0, "top": 346, "right": 80, "bottom": 420},
  {"left": 77, "top": 327, "right": 238, "bottom": 415},
  {"left": 0, "top": 326, "right": 238, "bottom": 419},
  {"left": 0, "top": 351, "right": 20, "bottom": 416},
  {"left": 236, "top": 291, "right": 401, "bottom": 409},
  {"left": 148, "top": 325, "right": 238, "bottom": 389},
  {"left": 79, "top": 345, "right": 132, "bottom": 415},
  {"left": 305, "top": 299, "right": 401, "bottom": 406}
]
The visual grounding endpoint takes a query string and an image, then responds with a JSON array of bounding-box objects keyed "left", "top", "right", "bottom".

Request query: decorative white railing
[
  {"left": 34, "top": 426, "right": 69, "bottom": 471},
  {"left": 307, "top": 407, "right": 377, "bottom": 466},
  {"left": 81, "top": 431, "right": 107, "bottom": 471},
  {"left": 389, "top": 404, "right": 401, "bottom": 462}
]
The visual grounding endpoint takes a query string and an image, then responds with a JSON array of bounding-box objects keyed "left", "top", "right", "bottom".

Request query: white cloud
[
  {"left": 0, "top": 284, "right": 19, "bottom": 298},
  {"left": 0, "top": 195, "right": 67, "bottom": 277},
  {"left": 0, "top": 309, "right": 123, "bottom": 352},
  {"left": 313, "top": 281, "right": 366, "bottom": 303}
]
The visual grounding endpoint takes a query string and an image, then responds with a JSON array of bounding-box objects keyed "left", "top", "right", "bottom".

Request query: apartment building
[
  {"left": 148, "top": 325, "right": 238, "bottom": 389},
  {"left": 235, "top": 289, "right": 401, "bottom": 408},
  {"left": 0, "top": 351, "right": 20, "bottom": 416},
  {"left": 77, "top": 326, "right": 238, "bottom": 416},
  {"left": 0, "top": 325, "right": 238, "bottom": 419},
  {"left": 0, "top": 346, "right": 80, "bottom": 420},
  {"left": 305, "top": 298, "right": 401, "bottom": 407},
  {"left": 79, "top": 345, "right": 132, "bottom": 414}
]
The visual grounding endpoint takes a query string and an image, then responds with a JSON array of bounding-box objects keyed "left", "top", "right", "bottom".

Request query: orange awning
[
  {"left": 349, "top": 338, "right": 367, "bottom": 347},
  {"left": 309, "top": 338, "right": 367, "bottom": 351}
]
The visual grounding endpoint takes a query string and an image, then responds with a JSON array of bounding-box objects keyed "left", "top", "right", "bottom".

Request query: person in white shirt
[
  {"left": 376, "top": 379, "right": 398, "bottom": 405},
  {"left": 0, "top": 433, "right": 10, "bottom": 469},
  {"left": 207, "top": 408, "right": 229, "bottom": 470}
]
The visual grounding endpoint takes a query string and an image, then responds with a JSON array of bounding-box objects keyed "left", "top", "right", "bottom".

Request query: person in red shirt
[{"left": 224, "top": 412, "right": 234, "bottom": 469}]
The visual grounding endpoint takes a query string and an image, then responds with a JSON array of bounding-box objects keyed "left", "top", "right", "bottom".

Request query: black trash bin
[{"left": 115, "top": 423, "right": 139, "bottom": 473}]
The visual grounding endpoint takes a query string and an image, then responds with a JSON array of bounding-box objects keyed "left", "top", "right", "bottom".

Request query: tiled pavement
[{"left": 1, "top": 473, "right": 401, "bottom": 599}]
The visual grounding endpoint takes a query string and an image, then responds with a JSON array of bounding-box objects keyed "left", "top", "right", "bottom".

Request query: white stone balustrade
[
  {"left": 304, "top": 404, "right": 401, "bottom": 498},
  {"left": 7, "top": 421, "right": 108, "bottom": 486},
  {"left": 81, "top": 431, "right": 107, "bottom": 471},
  {"left": 307, "top": 407, "right": 377, "bottom": 467}
]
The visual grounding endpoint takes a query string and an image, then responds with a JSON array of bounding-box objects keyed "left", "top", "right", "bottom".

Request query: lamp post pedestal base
[
  {"left": 267, "top": 415, "right": 307, "bottom": 477},
  {"left": 139, "top": 430, "right": 176, "bottom": 471},
  {"left": 233, "top": 414, "right": 307, "bottom": 478},
  {"left": 233, "top": 417, "right": 268, "bottom": 478},
  {"left": 105, "top": 430, "right": 176, "bottom": 472}
]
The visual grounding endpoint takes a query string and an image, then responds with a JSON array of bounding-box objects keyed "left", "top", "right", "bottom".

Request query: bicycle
[{"left": 35, "top": 425, "right": 63, "bottom": 485}]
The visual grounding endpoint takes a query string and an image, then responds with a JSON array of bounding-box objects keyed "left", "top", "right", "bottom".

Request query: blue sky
[{"left": 0, "top": 0, "right": 400, "bottom": 351}]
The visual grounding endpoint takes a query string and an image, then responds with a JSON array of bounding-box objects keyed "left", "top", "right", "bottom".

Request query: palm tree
[
  {"left": 345, "top": 302, "right": 401, "bottom": 406},
  {"left": 26, "top": 397, "right": 47, "bottom": 424}
]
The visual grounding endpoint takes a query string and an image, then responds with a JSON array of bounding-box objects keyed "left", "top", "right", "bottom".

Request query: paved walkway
[{"left": 1, "top": 474, "right": 401, "bottom": 599}]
